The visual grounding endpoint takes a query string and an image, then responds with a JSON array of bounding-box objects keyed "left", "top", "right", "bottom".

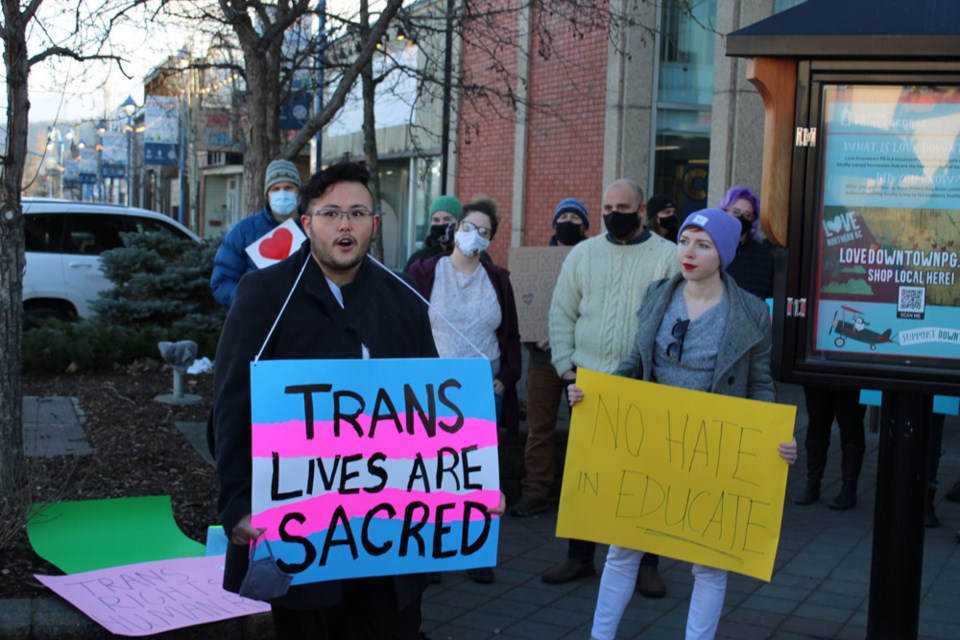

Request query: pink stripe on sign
[
  {"left": 251, "top": 417, "right": 497, "bottom": 459},
  {"left": 252, "top": 488, "right": 502, "bottom": 538}
]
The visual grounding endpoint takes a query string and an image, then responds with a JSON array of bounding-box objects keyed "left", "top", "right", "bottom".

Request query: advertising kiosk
[{"left": 727, "top": 2, "right": 960, "bottom": 638}]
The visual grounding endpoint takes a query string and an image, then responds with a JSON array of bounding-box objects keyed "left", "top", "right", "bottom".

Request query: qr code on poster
[{"left": 898, "top": 286, "right": 925, "bottom": 313}]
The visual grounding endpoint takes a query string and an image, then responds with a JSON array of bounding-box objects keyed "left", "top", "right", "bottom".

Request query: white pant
[{"left": 590, "top": 545, "right": 728, "bottom": 640}]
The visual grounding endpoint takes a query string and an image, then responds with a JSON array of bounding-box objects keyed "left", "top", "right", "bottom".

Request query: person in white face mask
[
  {"left": 211, "top": 158, "right": 304, "bottom": 308},
  {"left": 407, "top": 198, "right": 522, "bottom": 586}
]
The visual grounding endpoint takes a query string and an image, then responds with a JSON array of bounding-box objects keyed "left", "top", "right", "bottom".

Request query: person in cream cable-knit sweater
[
  {"left": 549, "top": 229, "right": 679, "bottom": 377},
  {"left": 541, "top": 178, "right": 679, "bottom": 596}
]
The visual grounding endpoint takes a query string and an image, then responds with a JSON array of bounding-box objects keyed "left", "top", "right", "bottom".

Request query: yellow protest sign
[{"left": 556, "top": 369, "right": 797, "bottom": 581}]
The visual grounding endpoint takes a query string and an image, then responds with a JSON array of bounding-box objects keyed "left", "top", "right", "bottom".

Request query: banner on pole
[{"left": 144, "top": 95, "right": 180, "bottom": 165}]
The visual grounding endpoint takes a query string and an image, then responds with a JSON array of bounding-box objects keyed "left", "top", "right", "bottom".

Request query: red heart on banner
[{"left": 259, "top": 228, "right": 293, "bottom": 260}]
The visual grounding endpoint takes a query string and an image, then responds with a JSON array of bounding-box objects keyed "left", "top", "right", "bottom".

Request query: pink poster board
[{"left": 36, "top": 555, "right": 269, "bottom": 636}]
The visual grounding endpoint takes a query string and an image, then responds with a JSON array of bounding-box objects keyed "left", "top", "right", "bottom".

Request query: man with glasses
[
  {"left": 543, "top": 178, "right": 678, "bottom": 598},
  {"left": 212, "top": 161, "right": 438, "bottom": 639}
]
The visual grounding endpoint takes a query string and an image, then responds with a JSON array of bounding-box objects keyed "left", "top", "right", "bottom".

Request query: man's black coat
[{"left": 212, "top": 241, "right": 438, "bottom": 610}]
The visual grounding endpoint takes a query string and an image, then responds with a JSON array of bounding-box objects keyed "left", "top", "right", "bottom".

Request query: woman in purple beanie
[{"left": 568, "top": 208, "right": 798, "bottom": 640}]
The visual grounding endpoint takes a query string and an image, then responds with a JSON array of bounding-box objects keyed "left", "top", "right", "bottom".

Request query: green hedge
[
  {"left": 22, "top": 233, "right": 226, "bottom": 373},
  {"left": 22, "top": 320, "right": 222, "bottom": 373}
]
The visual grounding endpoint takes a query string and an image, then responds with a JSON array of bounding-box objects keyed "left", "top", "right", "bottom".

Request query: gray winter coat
[{"left": 614, "top": 272, "right": 774, "bottom": 402}]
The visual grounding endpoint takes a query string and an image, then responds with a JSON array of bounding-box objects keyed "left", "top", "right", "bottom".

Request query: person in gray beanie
[
  {"left": 567, "top": 206, "right": 797, "bottom": 640},
  {"left": 211, "top": 158, "right": 304, "bottom": 307}
]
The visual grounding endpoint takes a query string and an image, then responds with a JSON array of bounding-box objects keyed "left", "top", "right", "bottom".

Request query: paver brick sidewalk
[{"left": 10, "top": 388, "right": 960, "bottom": 639}]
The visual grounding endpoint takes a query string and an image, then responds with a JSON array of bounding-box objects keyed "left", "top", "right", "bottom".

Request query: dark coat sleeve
[
  {"left": 405, "top": 255, "right": 438, "bottom": 298},
  {"left": 482, "top": 263, "right": 522, "bottom": 434},
  {"left": 394, "top": 270, "right": 439, "bottom": 359},
  {"left": 493, "top": 269, "right": 522, "bottom": 388},
  {"left": 212, "top": 272, "right": 278, "bottom": 536}
]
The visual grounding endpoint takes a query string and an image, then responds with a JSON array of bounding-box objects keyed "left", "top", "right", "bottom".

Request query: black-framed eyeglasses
[
  {"left": 666, "top": 318, "right": 690, "bottom": 362},
  {"left": 313, "top": 207, "right": 376, "bottom": 223},
  {"left": 460, "top": 220, "right": 492, "bottom": 238}
]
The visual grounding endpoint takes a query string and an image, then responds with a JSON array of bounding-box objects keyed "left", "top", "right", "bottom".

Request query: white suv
[{"left": 23, "top": 198, "right": 201, "bottom": 322}]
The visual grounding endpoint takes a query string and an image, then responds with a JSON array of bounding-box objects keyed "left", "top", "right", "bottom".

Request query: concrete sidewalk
[
  {"left": 7, "top": 386, "right": 960, "bottom": 639},
  {"left": 420, "top": 384, "right": 960, "bottom": 639}
]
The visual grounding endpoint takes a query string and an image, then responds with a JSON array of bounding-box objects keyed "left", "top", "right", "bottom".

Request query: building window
[{"left": 653, "top": 0, "right": 717, "bottom": 215}]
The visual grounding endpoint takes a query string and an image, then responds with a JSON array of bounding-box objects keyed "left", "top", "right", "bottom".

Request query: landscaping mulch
[{"left": 5, "top": 360, "right": 216, "bottom": 600}]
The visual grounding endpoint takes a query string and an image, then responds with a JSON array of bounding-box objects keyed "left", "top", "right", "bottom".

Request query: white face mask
[
  {"left": 455, "top": 229, "right": 490, "bottom": 257},
  {"left": 269, "top": 190, "right": 298, "bottom": 217}
]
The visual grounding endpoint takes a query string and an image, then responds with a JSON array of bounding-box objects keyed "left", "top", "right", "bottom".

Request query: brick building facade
[{"left": 455, "top": 4, "right": 609, "bottom": 266}]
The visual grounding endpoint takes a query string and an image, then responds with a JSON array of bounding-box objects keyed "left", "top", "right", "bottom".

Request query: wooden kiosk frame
[{"left": 728, "top": 2, "right": 960, "bottom": 638}]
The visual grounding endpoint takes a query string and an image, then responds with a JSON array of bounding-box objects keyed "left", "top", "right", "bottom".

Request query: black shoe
[
  {"left": 466, "top": 567, "right": 495, "bottom": 584},
  {"left": 510, "top": 495, "right": 551, "bottom": 517},
  {"left": 637, "top": 564, "right": 666, "bottom": 598},
  {"left": 828, "top": 486, "right": 857, "bottom": 510},
  {"left": 793, "top": 483, "right": 820, "bottom": 506},
  {"left": 945, "top": 480, "right": 960, "bottom": 503},
  {"left": 541, "top": 558, "right": 596, "bottom": 584}
]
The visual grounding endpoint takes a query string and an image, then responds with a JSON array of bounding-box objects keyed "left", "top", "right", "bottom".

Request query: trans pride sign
[{"left": 249, "top": 358, "right": 500, "bottom": 584}]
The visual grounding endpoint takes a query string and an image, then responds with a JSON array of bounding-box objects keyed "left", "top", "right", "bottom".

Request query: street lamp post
[
  {"left": 96, "top": 120, "right": 106, "bottom": 202},
  {"left": 120, "top": 95, "right": 138, "bottom": 206},
  {"left": 46, "top": 127, "right": 66, "bottom": 198},
  {"left": 76, "top": 138, "right": 87, "bottom": 200}
]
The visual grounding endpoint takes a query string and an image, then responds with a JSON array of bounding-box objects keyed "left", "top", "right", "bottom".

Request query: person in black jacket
[
  {"left": 719, "top": 186, "right": 775, "bottom": 300},
  {"left": 211, "top": 161, "right": 438, "bottom": 639},
  {"left": 646, "top": 194, "right": 679, "bottom": 243}
]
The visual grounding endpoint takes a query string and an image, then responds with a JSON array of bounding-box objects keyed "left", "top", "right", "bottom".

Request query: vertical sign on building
[
  {"left": 144, "top": 95, "right": 180, "bottom": 165},
  {"left": 101, "top": 130, "right": 127, "bottom": 178}
]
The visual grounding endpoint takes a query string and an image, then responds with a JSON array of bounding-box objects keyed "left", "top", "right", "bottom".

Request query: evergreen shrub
[{"left": 22, "top": 233, "right": 225, "bottom": 373}]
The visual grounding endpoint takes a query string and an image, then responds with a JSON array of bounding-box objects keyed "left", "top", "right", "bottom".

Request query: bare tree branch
[{"left": 28, "top": 47, "right": 123, "bottom": 67}]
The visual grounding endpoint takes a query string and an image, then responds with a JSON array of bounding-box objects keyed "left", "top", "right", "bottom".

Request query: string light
[{"left": 193, "top": 73, "right": 241, "bottom": 95}]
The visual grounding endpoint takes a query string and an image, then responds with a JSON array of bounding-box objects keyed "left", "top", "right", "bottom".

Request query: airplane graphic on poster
[{"left": 829, "top": 305, "right": 896, "bottom": 350}]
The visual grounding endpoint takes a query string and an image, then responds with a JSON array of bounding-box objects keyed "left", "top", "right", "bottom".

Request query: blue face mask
[{"left": 269, "top": 190, "right": 298, "bottom": 217}]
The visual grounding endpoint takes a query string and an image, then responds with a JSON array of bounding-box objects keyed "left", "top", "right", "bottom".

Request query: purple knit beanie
[{"left": 678, "top": 207, "right": 742, "bottom": 270}]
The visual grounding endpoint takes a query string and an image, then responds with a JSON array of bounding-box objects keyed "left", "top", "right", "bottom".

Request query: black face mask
[
  {"left": 423, "top": 224, "right": 447, "bottom": 246},
  {"left": 736, "top": 215, "right": 752, "bottom": 241},
  {"left": 426, "top": 223, "right": 454, "bottom": 248},
  {"left": 658, "top": 215, "right": 679, "bottom": 233},
  {"left": 554, "top": 221, "right": 584, "bottom": 246},
  {"left": 603, "top": 210, "right": 641, "bottom": 240}
]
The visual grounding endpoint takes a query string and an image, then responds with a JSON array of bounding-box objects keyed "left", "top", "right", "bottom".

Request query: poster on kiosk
[{"left": 808, "top": 84, "right": 960, "bottom": 383}]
